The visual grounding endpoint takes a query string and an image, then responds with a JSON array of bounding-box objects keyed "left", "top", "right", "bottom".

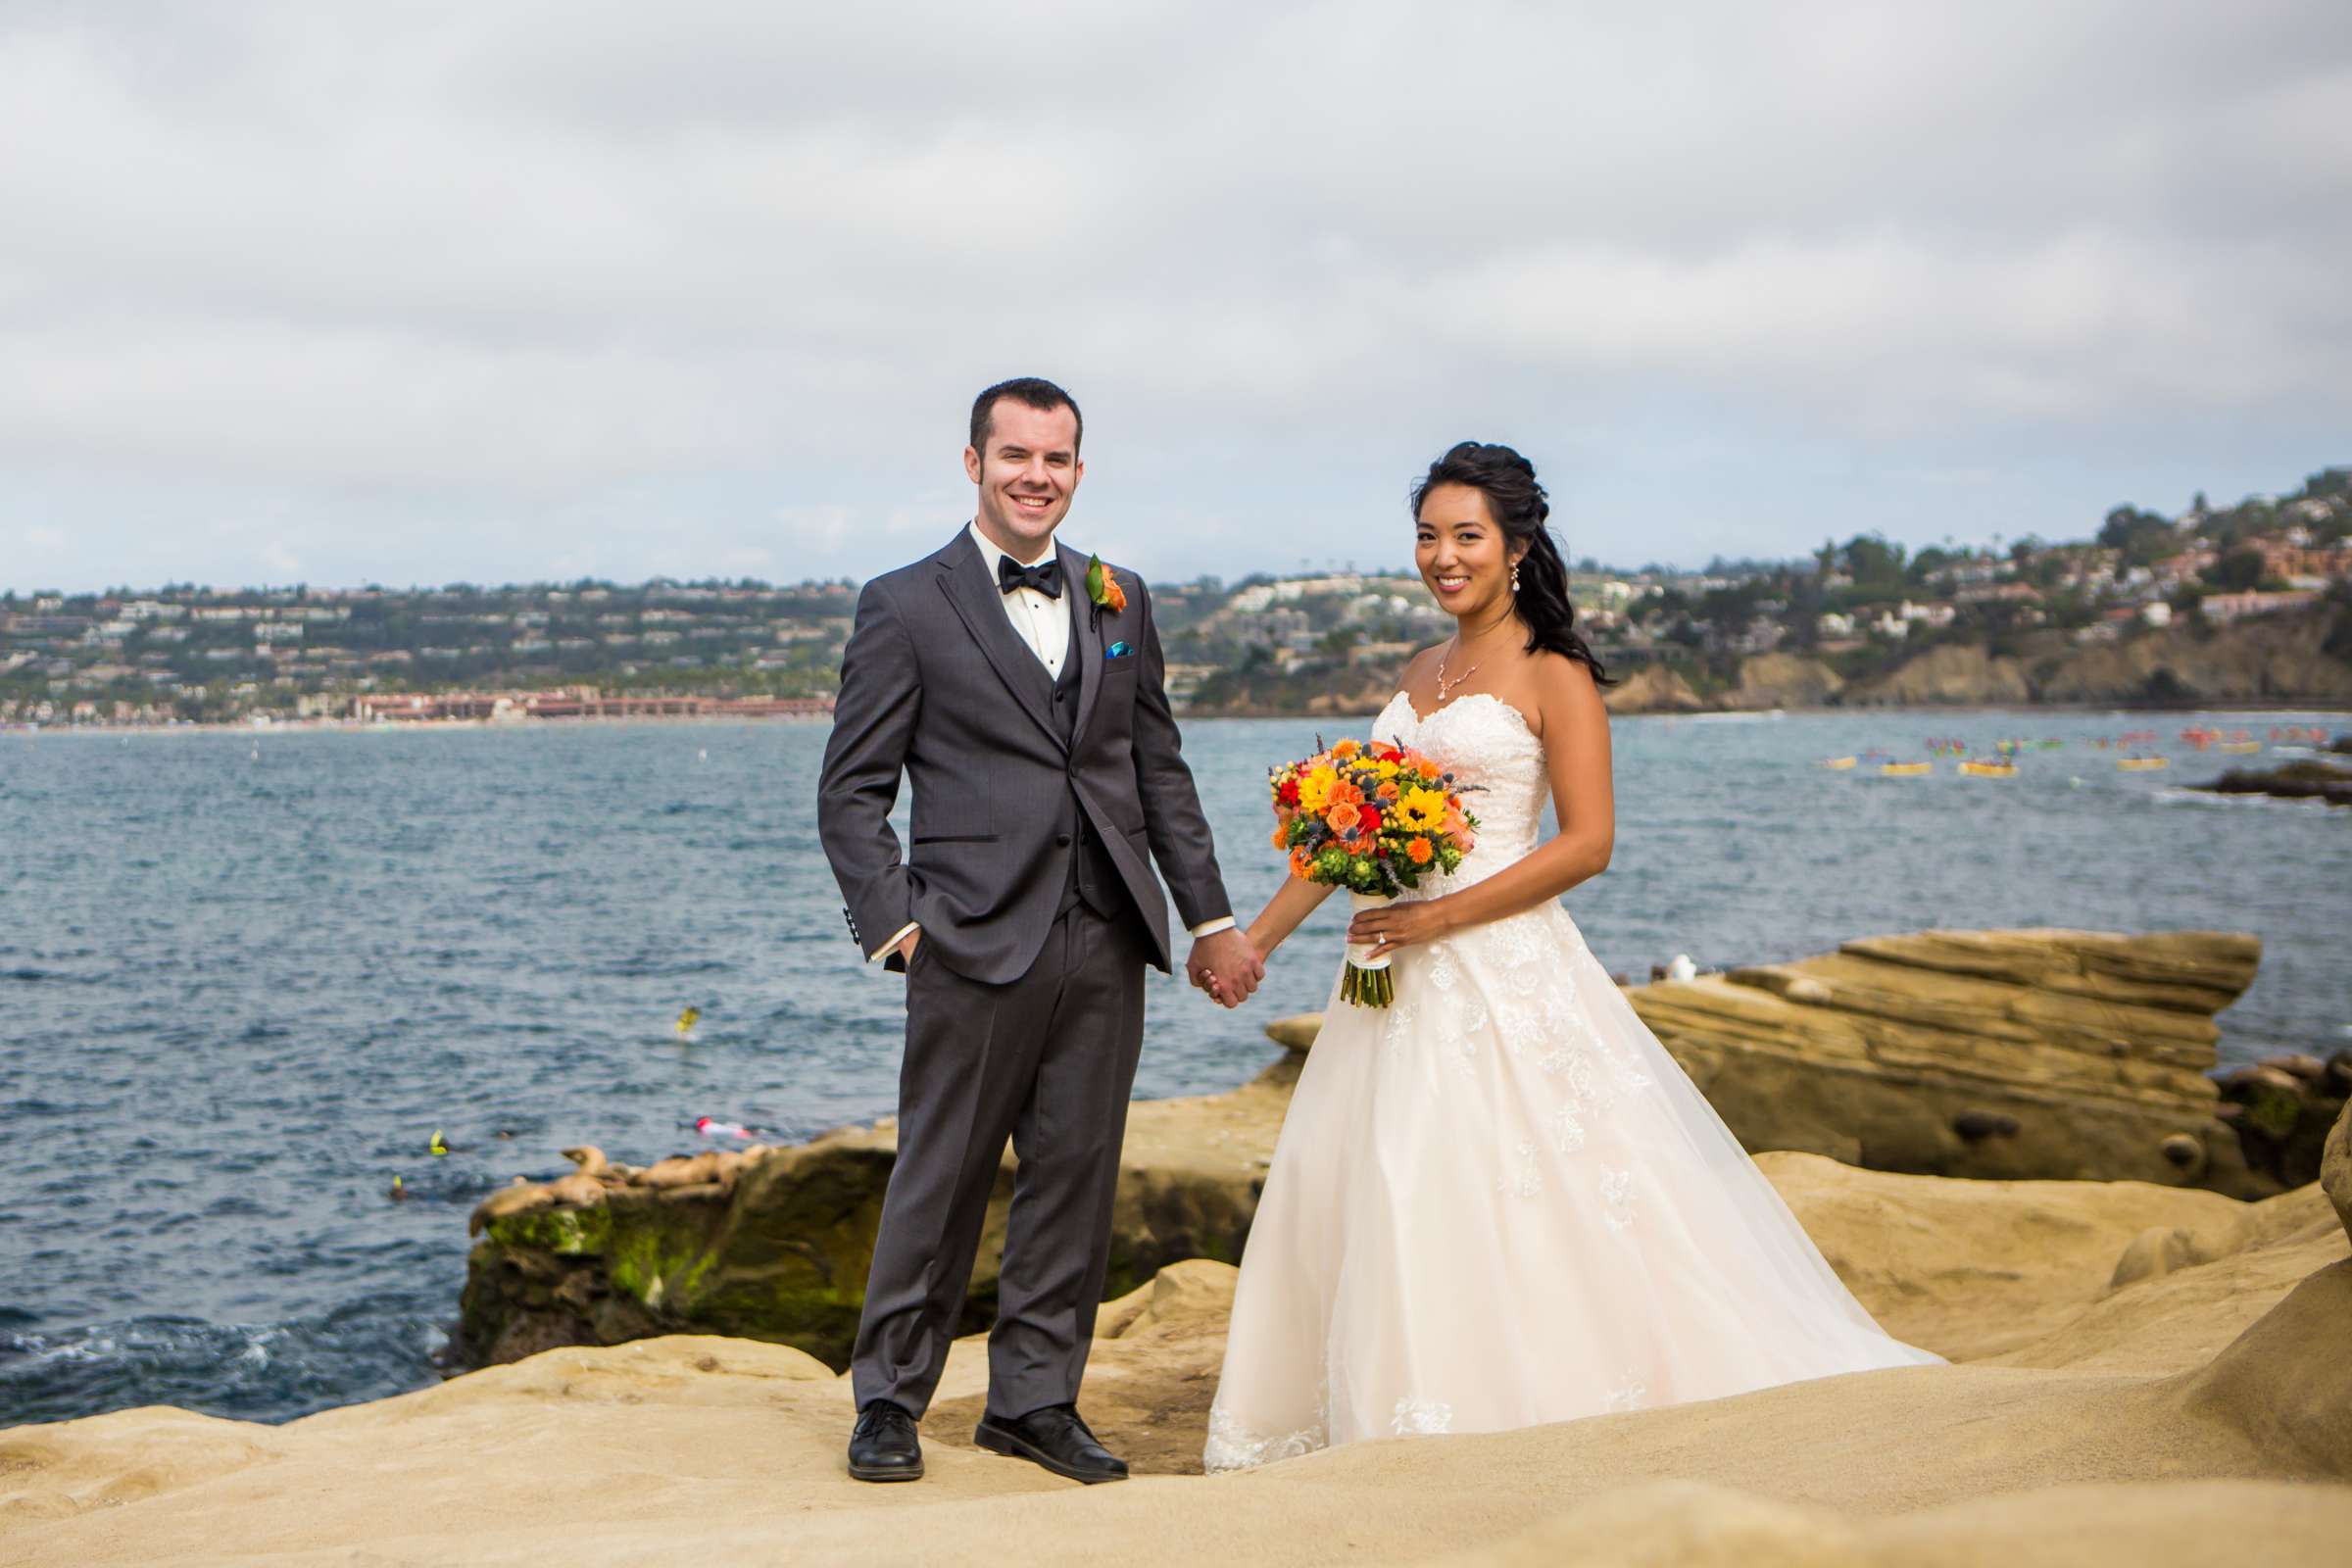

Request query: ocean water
[{"left": 2, "top": 708, "right": 2345, "bottom": 1428}]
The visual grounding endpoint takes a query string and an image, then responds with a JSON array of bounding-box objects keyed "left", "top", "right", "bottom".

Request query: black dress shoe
[
  {"left": 973, "top": 1403, "right": 1129, "bottom": 1484},
  {"left": 848, "top": 1399, "right": 924, "bottom": 1483}
]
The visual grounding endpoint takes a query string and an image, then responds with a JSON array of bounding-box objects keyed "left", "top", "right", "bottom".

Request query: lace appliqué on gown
[
  {"left": 1204, "top": 1402, "right": 1326, "bottom": 1473},
  {"left": 1391, "top": 1396, "right": 1453, "bottom": 1437}
]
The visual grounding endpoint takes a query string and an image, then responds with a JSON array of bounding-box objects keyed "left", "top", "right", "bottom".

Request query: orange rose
[
  {"left": 1329, "top": 779, "right": 1365, "bottom": 808},
  {"left": 1406, "top": 838, "right": 1434, "bottom": 864},
  {"left": 1325, "top": 802, "right": 1360, "bottom": 834},
  {"left": 1376, "top": 782, "right": 1400, "bottom": 801},
  {"left": 1331, "top": 738, "right": 1359, "bottom": 759},
  {"left": 1103, "top": 574, "right": 1127, "bottom": 613}
]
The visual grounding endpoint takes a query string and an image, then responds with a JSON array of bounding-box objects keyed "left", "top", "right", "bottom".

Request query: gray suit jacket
[{"left": 817, "top": 528, "right": 1232, "bottom": 984}]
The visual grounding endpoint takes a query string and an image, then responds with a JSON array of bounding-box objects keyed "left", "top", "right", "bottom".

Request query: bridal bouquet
[{"left": 1269, "top": 738, "right": 1478, "bottom": 1006}]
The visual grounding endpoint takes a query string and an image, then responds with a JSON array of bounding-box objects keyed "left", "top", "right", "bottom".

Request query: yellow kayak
[
  {"left": 1958, "top": 760, "right": 2017, "bottom": 778},
  {"left": 1820, "top": 756, "right": 1857, "bottom": 770},
  {"left": 1880, "top": 761, "right": 1932, "bottom": 777},
  {"left": 2117, "top": 757, "right": 2171, "bottom": 772}
]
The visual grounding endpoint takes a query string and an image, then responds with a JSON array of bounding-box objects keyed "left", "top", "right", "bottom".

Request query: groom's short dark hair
[{"left": 970, "top": 377, "right": 1083, "bottom": 456}]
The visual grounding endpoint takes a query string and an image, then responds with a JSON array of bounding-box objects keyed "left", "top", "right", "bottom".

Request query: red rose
[
  {"left": 1356, "top": 806, "right": 1382, "bottom": 835},
  {"left": 1277, "top": 778, "right": 1300, "bottom": 807}
]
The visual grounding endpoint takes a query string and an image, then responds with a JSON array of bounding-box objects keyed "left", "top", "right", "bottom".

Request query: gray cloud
[{"left": 2, "top": 0, "right": 2347, "bottom": 589}]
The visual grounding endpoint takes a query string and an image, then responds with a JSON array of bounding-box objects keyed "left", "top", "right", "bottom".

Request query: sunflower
[
  {"left": 1396, "top": 788, "right": 1449, "bottom": 832},
  {"left": 1297, "top": 766, "right": 1337, "bottom": 813}
]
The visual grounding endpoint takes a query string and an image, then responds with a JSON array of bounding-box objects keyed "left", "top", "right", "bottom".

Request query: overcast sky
[{"left": 3, "top": 1, "right": 2348, "bottom": 593}]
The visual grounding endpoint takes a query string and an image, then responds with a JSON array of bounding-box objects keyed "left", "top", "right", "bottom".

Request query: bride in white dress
[{"left": 1202, "top": 442, "right": 1938, "bottom": 1473}]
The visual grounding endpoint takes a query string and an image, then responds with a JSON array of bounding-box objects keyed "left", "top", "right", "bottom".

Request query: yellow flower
[
  {"left": 1297, "top": 767, "right": 1338, "bottom": 813},
  {"left": 1396, "top": 789, "right": 1448, "bottom": 832}
]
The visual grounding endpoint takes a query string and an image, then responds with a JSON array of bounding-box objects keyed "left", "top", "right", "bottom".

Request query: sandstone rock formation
[
  {"left": 8, "top": 1152, "right": 2346, "bottom": 1567},
  {"left": 2213, "top": 1050, "right": 2352, "bottom": 1187},
  {"left": 457, "top": 928, "right": 2270, "bottom": 1372},
  {"left": 1840, "top": 642, "right": 2033, "bottom": 706},
  {"left": 1601, "top": 663, "right": 1708, "bottom": 713},
  {"left": 1717, "top": 651, "right": 1844, "bottom": 710},
  {"left": 1626, "top": 927, "right": 2263, "bottom": 1192},
  {"left": 456, "top": 1057, "right": 1298, "bottom": 1371},
  {"left": 2325, "top": 1095, "right": 2352, "bottom": 1245},
  {"left": 2031, "top": 604, "right": 2352, "bottom": 706}
]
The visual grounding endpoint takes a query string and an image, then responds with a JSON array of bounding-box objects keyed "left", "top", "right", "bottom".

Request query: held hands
[
  {"left": 1348, "top": 898, "right": 1453, "bottom": 962},
  {"left": 1187, "top": 927, "right": 1265, "bottom": 1009}
]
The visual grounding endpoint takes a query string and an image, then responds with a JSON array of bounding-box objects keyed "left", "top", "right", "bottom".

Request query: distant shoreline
[
  {"left": 0, "top": 711, "right": 836, "bottom": 736},
  {"left": 7, "top": 699, "right": 2348, "bottom": 736}
]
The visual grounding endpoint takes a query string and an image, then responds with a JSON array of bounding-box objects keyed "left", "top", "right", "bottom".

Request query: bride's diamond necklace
[{"left": 1435, "top": 644, "right": 1477, "bottom": 701}]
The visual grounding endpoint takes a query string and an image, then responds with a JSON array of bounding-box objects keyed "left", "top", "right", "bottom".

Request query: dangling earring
[{"left": 1509, "top": 562, "right": 1522, "bottom": 594}]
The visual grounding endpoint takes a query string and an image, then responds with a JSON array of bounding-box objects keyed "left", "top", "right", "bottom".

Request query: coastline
[
  {"left": 1185, "top": 698, "right": 2352, "bottom": 721},
  {"left": 9, "top": 698, "right": 2349, "bottom": 735},
  {"left": 0, "top": 711, "right": 837, "bottom": 736}
]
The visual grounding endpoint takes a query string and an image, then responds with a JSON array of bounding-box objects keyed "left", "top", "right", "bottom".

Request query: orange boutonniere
[{"left": 1085, "top": 556, "right": 1127, "bottom": 616}]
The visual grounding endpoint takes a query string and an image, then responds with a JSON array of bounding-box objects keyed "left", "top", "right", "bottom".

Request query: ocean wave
[
  {"left": 0, "top": 1307, "right": 451, "bottom": 1429},
  {"left": 2152, "top": 788, "right": 2337, "bottom": 812}
]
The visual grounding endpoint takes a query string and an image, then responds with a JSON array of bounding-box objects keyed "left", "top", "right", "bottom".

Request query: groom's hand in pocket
[{"left": 1188, "top": 928, "right": 1263, "bottom": 1008}]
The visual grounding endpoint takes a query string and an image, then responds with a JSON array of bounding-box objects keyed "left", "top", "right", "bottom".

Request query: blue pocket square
[{"left": 1105, "top": 641, "right": 1134, "bottom": 659}]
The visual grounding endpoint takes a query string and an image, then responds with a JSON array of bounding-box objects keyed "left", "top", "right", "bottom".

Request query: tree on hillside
[
  {"left": 2097, "top": 506, "right": 2177, "bottom": 566},
  {"left": 1906, "top": 545, "right": 1955, "bottom": 585},
  {"left": 1839, "top": 533, "right": 1906, "bottom": 586}
]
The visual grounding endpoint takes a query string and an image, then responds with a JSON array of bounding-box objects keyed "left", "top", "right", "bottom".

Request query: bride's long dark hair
[{"left": 1410, "top": 441, "right": 1613, "bottom": 688}]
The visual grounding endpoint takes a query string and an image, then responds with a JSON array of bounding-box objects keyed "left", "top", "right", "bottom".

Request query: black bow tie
[{"left": 998, "top": 556, "right": 1063, "bottom": 598}]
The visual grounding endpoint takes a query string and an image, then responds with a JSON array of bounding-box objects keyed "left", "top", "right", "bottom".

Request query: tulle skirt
[{"left": 1203, "top": 899, "right": 1941, "bottom": 1471}]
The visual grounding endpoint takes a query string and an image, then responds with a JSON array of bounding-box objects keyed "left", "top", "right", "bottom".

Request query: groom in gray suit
[{"left": 818, "top": 377, "right": 1263, "bottom": 1484}]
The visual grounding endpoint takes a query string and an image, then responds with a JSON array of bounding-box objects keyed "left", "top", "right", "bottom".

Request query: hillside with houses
[
  {"left": 5, "top": 467, "right": 2347, "bottom": 727},
  {"left": 1180, "top": 465, "right": 2352, "bottom": 714}
]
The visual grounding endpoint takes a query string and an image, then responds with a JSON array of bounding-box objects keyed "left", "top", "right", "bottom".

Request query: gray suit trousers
[{"left": 849, "top": 902, "right": 1151, "bottom": 1421}]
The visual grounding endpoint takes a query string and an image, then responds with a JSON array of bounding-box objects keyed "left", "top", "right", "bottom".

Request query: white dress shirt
[
  {"left": 967, "top": 519, "right": 1069, "bottom": 678},
  {"left": 869, "top": 522, "right": 1232, "bottom": 960}
]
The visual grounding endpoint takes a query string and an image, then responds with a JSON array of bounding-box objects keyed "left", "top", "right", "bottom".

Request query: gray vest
[{"left": 1047, "top": 596, "right": 1126, "bottom": 920}]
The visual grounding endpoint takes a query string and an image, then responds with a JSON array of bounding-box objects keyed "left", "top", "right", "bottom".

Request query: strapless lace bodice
[{"left": 1368, "top": 691, "right": 1546, "bottom": 894}]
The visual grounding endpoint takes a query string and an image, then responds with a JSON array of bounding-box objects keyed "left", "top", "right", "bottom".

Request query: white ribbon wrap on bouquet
[
  {"left": 1341, "top": 891, "right": 1396, "bottom": 1006},
  {"left": 1345, "top": 891, "right": 1395, "bottom": 972}
]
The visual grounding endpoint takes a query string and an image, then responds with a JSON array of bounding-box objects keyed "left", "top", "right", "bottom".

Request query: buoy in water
[
  {"left": 675, "top": 1005, "right": 702, "bottom": 1037},
  {"left": 695, "top": 1115, "right": 756, "bottom": 1141}
]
